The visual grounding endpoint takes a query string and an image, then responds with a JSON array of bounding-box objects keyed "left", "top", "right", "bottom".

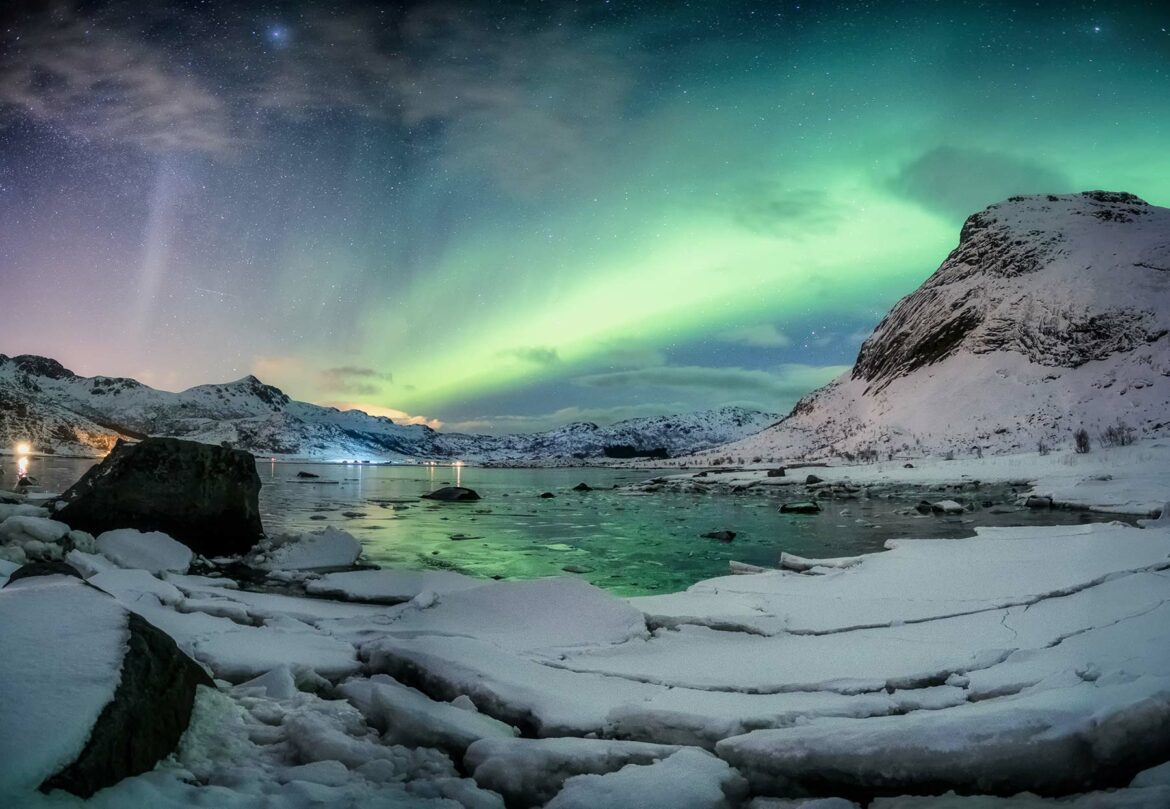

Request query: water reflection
[{"left": 16, "top": 456, "right": 1137, "bottom": 597}]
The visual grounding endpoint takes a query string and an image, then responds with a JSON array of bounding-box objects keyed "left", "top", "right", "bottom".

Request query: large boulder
[
  {"left": 0, "top": 570, "right": 212, "bottom": 798},
  {"left": 56, "top": 437, "right": 264, "bottom": 557}
]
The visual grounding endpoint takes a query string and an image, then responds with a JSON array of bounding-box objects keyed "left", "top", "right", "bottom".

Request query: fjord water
[{"left": 17, "top": 455, "right": 1126, "bottom": 596}]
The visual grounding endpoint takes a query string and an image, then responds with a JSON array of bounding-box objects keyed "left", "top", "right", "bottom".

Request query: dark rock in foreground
[
  {"left": 3, "top": 559, "right": 83, "bottom": 585},
  {"left": 1, "top": 572, "right": 212, "bottom": 798},
  {"left": 42, "top": 611, "right": 213, "bottom": 797},
  {"left": 56, "top": 437, "right": 264, "bottom": 557},
  {"left": 422, "top": 486, "right": 481, "bottom": 502}
]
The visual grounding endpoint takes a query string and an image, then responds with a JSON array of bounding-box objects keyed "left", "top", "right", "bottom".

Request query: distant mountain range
[
  {"left": 698, "top": 191, "right": 1170, "bottom": 463},
  {"left": 0, "top": 354, "right": 778, "bottom": 463}
]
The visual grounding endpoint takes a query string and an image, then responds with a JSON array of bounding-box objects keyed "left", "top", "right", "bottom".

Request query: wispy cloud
[
  {"left": 319, "top": 366, "right": 394, "bottom": 395},
  {"left": 0, "top": 13, "right": 233, "bottom": 154},
  {"left": 574, "top": 363, "right": 848, "bottom": 398},
  {"left": 321, "top": 400, "right": 443, "bottom": 430},
  {"left": 498, "top": 346, "right": 560, "bottom": 366},
  {"left": 889, "top": 146, "right": 1072, "bottom": 220},
  {"left": 717, "top": 324, "right": 792, "bottom": 348}
]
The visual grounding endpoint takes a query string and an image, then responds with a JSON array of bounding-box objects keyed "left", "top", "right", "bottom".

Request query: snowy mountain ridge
[
  {"left": 697, "top": 191, "right": 1170, "bottom": 462},
  {"left": 0, "top": 355, "right": 777, "bottom": 462}
]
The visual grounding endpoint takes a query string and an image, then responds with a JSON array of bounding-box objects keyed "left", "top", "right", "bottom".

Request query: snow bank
[
  {"left": 251, "top": 527, "right": 362, "bottom": 570},
  {"left": 385, "top": 576, "right": 648, "bottom": 652},
  {"left": 0, "top": 515, "right": 70, "bottom": 543},
  {"left": 96, "top": 528, "right": 193, "bottom": 574},
  {"left": 545, "top": 748, "right": 746, "bottom": 809},
  {"left": 338, "top": 674, "right": 516, "bottom": 756},
  {"left": 716, "top": 676, "right": 1170, "bottom": 796},
  {"left": 464, "top": 737, "right": 686, "bottom": 807},
  {"left": 306, "top": 568, "right": 485, "bottom": 603}
]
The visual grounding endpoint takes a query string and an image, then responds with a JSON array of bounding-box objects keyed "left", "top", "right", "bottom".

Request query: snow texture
[
  {"left": 249, "top": 526, "right": 363, "bottom": 570},
  {"left": 96, "top": 529, "right": 193, "bottom": 574}
]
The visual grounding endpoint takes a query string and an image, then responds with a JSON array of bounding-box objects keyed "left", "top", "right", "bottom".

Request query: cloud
[
  {"left": 889, "top": 146, "right": 1073, "bottom": 220},
  {"left": 319, "top": 366, "right": 394, "bottom": 395},
  {"left": 254, "top": 5, "right": 634, "bottom": 193},
  {"left": 719, "top": 186, "right": 842, "bottom": 236},
  {"left": 574, "top": 363, "right": 849, "bottom": 398},
  {"left": 498, "top": 346, "right": 560, "bottom": 366},
  {"left": 717, "top": 324, "right": 792, "bottom": 348},
  {"left": 0, "top": 13, "right": 233, "bottom": 154},
  {"left": 321, "top": 400, "right": 443, "bottom": 430},
  {"left": 444, "top": 401, "right": 701, "bottom": 435}
]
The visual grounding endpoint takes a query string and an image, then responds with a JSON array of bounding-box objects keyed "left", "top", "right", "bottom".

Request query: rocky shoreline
[{"left": 2, "top": 437, "right": 1169, "bottom": 807}]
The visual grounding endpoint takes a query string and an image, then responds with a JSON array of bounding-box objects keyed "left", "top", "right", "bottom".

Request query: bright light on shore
[{"left": 16, "top": 442, "right": 31, "bottom": 456}]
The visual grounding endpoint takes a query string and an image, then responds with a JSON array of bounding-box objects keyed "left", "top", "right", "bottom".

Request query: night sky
[{"left": 1, "top": 1, "right": 1167, "bottom": 433}]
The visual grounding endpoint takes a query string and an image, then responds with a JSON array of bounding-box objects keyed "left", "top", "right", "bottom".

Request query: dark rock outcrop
[
  {"left": 780, "top": 501, "right": 821, "bottom": 514},
  {"left": 572, "top": 483, "right": 592, "bottom": 492},
  {"left": 422, "top": 486, "right": 481, "bottom": 502},
  {"left": 3, "top": 560, "right": 83, "bottom": 585},
  {"left": 56, "top": 437, "right": 264, "bottom": 557},
  {"left": 41, "top": 611, "right": 213, "bottom": 797},
  {"left": 702, "top": 530, "right": 737, "bottom": 541}
]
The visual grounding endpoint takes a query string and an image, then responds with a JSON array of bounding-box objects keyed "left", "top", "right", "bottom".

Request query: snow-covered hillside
[
  {"left": 701, "top": 191, "right": 1170, "bottom": 463},
  {"left": 0, "top": 355, "right": 776, "bottom": 462}
]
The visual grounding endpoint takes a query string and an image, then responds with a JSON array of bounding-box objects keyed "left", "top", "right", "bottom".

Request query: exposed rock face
[
  {"left": 704, "top": 192, "right": 1170, "bottom": 461},
  {"left": 56, "top": 437, "right": 264, "bottom": 557},
  {"left": 853, "top": 192, "right": 1167, "bottom": 393},
  {"left": 41, "top": 611, "right": 213, "bottom": 797}
]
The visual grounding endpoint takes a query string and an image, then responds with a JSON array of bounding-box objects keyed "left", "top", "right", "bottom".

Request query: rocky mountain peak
[
  {"left": 2, "top": 354, "right": 78, "bottom": 381},
  {"left": 852, "top": 191, "right": 1169, "bottom": 392}
]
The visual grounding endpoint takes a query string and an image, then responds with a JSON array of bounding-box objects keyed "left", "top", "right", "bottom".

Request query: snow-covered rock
[
  {"left": 464, "top": 737, "right": 687, "bottom": 807},
  {"left": 250, "top": 527, "right": 363, "bottom": 570},
  {"left": 702, "top": 192, "right": 1170, "bottom": 462},
  {"left": 338, "top": 674, "right": 517, "bottom": 756},
  {"left": 305, "top": 568, "right": 484, "bottom": 603},
  {"left": 545, "top": 748, "right": 746, "bottom": 809},
  {"left": 96, "top": 529, "right": 193, "bottom": 575},
  {"left": 0, "top": 572, "right": 211, "bottom": 797}
]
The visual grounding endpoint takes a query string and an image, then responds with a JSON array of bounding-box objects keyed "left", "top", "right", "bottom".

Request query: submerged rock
[
  {"left": 780, "top": 501, "right": 821, "bottom": 514},
  {"left": 295, "top": 471, "right": 320, "bottom": 479},
  {"left": 540, "top": 492, "right": 557, "bottom": 499},
  {"left": 55, "top": 437, "right": 264, "bottom": 557},
  {"left": 572, "top": 483, "right": 593, "bottom": 492},
  {"left": 423, "top": 486, "right": 482, "bottom": 502},
  {"left": 805, "top": 474, "right": 824, "bottom": 484},
  {"left": 701, "top": 530, "right": 737, "bottom": 541}
]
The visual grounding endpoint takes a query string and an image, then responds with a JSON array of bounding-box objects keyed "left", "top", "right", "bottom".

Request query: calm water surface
[{"left": 11, "top": 455, "right": 1127, "bottom": 596}]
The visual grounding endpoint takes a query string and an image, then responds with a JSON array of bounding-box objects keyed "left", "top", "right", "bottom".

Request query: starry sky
[{"left": 1, "top": 1, "right": 1168, "bottom": 434}]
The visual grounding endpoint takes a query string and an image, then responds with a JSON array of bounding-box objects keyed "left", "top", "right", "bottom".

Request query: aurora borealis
[{"left": 1, "top": 1, "right": 1167, "bottom": 433}]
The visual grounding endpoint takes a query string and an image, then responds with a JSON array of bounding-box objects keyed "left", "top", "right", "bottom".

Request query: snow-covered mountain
[
  {"left": 0, "top": 355, "right": 776, "bottom": 462},
  {"left": 698, "top": 191, "right": 1170, "bottom": 463}
]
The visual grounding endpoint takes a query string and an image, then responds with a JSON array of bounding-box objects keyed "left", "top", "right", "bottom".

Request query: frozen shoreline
[
  {"left": 1, "top": 443, "right": 1169, "bottom": 807},
  {"left": 640, "top": 439, "right": 1170, "bottom": 518}
]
